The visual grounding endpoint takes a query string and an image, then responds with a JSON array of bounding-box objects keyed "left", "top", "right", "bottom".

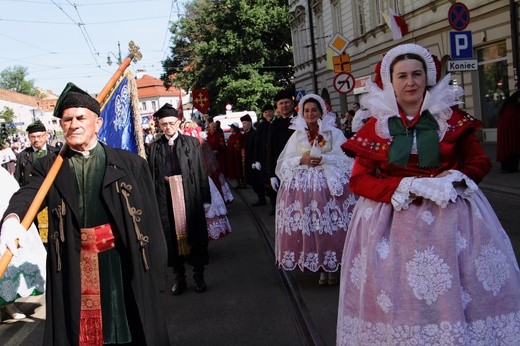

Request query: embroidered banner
[
  {"left": 98, "top": 71, "right": 145, "bottom": 157},
  {"left": 192, "top": 89, "right": 210, "bottom": 114}
]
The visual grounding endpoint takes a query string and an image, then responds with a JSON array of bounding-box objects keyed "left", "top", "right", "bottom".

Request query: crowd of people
[{"left": 0, "top": 42, "right": 519, "bottom": 345}]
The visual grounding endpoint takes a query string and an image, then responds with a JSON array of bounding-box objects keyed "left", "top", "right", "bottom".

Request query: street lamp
[{"left": 107, "top": 41, "right": 122, "bottom": 66}]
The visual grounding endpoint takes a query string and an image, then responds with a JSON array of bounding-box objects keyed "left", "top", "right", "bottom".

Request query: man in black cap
[
  {"left": 147, "top": 103, "right": 211, "bottom": 296},
  {"left": 14, "top": 120, "right": 59, "bottom": 245},
  {"left": 262, "top": 91, "right": 296, "bottom": 214},
  {"left": 241, "top": 113, "right": 267, "bottom": 206},
  {"left": 14, "top": 120, "right": 58, "bottom": 187},
  {"left": 1, "top": 82, "right": 170, "bottom": 345}
]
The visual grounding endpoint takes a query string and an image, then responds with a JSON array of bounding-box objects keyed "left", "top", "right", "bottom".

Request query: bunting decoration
[
  {"left": 382, "top": 8, "right": 409, "bottom": 40},
  {"left": 192, "top": 89, "right": 210, "bottom": 114},
  {"left": 98, "top": 70, "right": 146, "bottom": 158}
]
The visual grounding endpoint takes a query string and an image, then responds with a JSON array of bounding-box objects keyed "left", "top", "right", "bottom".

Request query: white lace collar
[{"left": 361, "top": 74, "right": 464, "bottom": 140}]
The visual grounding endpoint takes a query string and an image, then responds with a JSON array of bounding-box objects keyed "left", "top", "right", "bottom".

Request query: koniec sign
[{"left": 447, "top": 59, "right": 478, "bottom": 72}]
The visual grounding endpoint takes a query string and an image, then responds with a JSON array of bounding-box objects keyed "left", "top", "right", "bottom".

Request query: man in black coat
[
  {"left": 14, "top": 120, "right": 59, "bottom": 187},
  {"left": 1, "top": 83, "right": 170, "bottom": 345},
  {"left": 14, "top": 120, "right": 59, "bottom": 243},
  {"left": 147, "top": 103, "right": 211, "bottom": 295},
  {"left": 241, "top": 113, "right": 266, "bottom": 206},
  {"left": 257, "top": 91, "right": 296, "bottom": 215}
]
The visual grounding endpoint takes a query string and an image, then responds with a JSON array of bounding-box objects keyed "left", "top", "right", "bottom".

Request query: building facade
[
  {"left": 0, "top": 88, "right": 60, "bottom": 133},
  {"left": 289, "top": 0, "right": 518, "bottom": 141},
  {"left": 136, "top": 74, "right": 202, "bottom": 125}
]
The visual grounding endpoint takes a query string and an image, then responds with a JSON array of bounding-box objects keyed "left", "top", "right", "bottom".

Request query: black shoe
[
  {"left": 252, "top": 200, "right": 267, "bottom": 207},
  {"left": 194, "top": 279, "right": 207, "bottom": 293},
  {"left": 171, "top": 278, "right": 187, "bottom": 295}
]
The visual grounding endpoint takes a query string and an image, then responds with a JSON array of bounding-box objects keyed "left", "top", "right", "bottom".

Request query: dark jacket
[
  {"left": 243, "top": 127, "right": 262, "bottom": 185},
  {"left": 267, "top": 115, "right": 295, "bottom": 178},
  {"left": 14, "top": 145, "right": 59, "bottom": 186},
  {"left": 3, "top": 143, "right": 169, "bottom": 345},
  {"left": 147, "top": 134, "right": 211, "bottom": 265}
]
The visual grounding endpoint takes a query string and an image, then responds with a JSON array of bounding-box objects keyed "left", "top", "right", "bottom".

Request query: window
[
  {"left": 289, "top": 6, "right": 307, "bottom": 67},
  {"left": 353, "top": 0, "right": 366, "bottom": 36},
  {"left": 141, "top": 102, "right": 147, "bottom": 111},
  {"left": 331, "top": 0, "right": 342, "bottom": 35},
  {"left": 312, "top": 0, "right": 325, "bottom": 58},
  {"left": 477, "top": 42, "right": 508, "bottom": 128},
  {"left": 151, "top": 101, "right": 157, "bottom": 111},
  {"left": 390, "top": 0, "right": 403, "bottom": 14},
  {"left": 373, "top": 0, "right": 383, "bottom": 26}
]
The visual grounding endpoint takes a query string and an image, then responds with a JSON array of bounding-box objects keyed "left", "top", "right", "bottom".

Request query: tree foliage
[
  {"left": 0, "top": 66, "right": 38, "bottom": 96},
  {"left": 161, "top": 0, "right": 294, "bottom": 115},
  {"left": 0, "top": 106, "right": 15, "bottom": 124}
]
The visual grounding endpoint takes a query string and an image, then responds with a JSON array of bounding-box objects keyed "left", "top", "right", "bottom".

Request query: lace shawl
[{"left": 276, "top": 117, "right": 353, "bottom": 196}]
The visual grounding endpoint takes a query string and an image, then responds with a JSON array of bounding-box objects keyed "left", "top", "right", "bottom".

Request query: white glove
[
  {"left": 254, "top": 162, "right": 261, "bottom": 170},
  {"left": 203, "top": 203, "right": 211, "bottom": 212},
  {"left": 270, "top": 177, "right": 280, "bottom": 192},
  {"left": 409, "top": 177, "right": 458, "bottom": 208},
  {"left": 252, "top": 163, "right": 256, "bottom": 169},
  {"left": 0, "top": 217, "right": 27, "bottom": 256}
]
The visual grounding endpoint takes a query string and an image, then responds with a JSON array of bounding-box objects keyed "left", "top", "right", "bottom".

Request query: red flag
[
  {"left": 382, "top": 8, "right": 409, "bottom": 40},
  {"left": 177, "top": 95, "right": 184, "bottom": 120},
  {"left": 192, "top": 89, "right": 210, "bottom": 114}
]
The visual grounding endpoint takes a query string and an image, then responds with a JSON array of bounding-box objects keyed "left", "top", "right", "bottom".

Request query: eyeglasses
[
  {"left": 29, "top": 134, "right": 46, "bottom": 140},
  {"left": 159, "top": 120, "right": 180, "bottom": 128}
]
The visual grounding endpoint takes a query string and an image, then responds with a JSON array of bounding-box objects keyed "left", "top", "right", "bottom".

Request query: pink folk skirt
[
  {"left": 275, "top": 167, "right": 357, "bottom": 272},
  {"left": 337, "top": 191, "right": 520, "bottom": 345}
]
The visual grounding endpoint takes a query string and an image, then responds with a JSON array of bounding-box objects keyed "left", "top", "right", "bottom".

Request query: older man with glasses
[{"left": 147, "top": 103, "right": 212, "bottom": 296}]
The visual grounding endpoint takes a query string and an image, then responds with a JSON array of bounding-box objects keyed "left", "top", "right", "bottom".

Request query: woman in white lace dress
[
  {"left": 275, "top": 94, "right": 357, "bottom": 285},
  {"left": 338, "top": 43, "right": 520, "bottom": 345},
  {"left": 0, "top": 166, "right": 46, "bottom": 321}
]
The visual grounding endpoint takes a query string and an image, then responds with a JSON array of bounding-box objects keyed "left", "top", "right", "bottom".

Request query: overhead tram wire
[
  {"left": 50, "top": 0, "right": 101, "bottom": 68},
  {"left": 160, "top": 0, "right": 177, "bottom": 64}
]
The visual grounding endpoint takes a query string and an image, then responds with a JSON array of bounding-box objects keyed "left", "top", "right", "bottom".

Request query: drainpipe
[
  {"left": 511, "top": 0, "right": 520, "bottom": 91},
  {"left": 307, "top": 0, "right": 318, "bottom": 94}
]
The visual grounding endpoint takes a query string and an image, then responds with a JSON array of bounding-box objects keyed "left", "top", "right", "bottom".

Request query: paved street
[{"left": 1, "top": 142, "right": 519, "bottom": 345}]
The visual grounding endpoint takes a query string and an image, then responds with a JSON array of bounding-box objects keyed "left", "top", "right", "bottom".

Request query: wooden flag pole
[{"left": 0, "top": 41, "right": 142, "bottom": 279}]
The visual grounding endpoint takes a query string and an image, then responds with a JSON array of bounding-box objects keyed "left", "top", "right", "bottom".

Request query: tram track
[{"left": 235, "top": 188, "right": 325, "bottom": 346}]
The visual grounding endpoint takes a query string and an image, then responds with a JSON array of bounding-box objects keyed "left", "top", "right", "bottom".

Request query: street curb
[{"left": 480, "top": 183, "right": 520, "bottom": 198}]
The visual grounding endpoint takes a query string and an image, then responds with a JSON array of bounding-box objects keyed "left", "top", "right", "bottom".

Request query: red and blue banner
[{"left": 98, "top": 71, "right": 144, "bottom": 156}]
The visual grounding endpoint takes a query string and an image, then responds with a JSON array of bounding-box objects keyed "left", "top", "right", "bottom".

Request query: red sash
[{"left": 79, "top": 223, "right": 115, "bottom": 346}]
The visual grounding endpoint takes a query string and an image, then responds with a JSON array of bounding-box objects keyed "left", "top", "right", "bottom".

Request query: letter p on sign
[{"left": 450, "top": 31, "right": 473, "bottom": 59}]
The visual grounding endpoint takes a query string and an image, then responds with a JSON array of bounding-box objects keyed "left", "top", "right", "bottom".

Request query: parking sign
[{"left": 450, "top": 31, "right": 473, "bottom": 59}]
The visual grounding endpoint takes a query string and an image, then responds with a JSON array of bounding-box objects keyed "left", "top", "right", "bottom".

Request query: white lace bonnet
[
  {"left": 291, "top": 94, "right": 336, "bottom": 132},
  {"left": 361, "top": 43, "right": 464, "bottom": 140},
  {"left": 379, "top": 43, "right": 438, "bottom": 89}
]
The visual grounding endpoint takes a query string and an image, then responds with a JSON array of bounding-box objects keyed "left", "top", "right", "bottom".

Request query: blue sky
[{"left": 0, "top": 0, "right": 183, "bottom": 95}]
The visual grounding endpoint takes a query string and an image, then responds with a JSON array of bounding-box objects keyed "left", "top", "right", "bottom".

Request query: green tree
[
  {"left": 162, "top": 0, "right": 293, "bottom": 115},
  {"left": 0, "top": 106, "right": 15, "bottom": 124},
  {"left": 0, "top": 106, "right": 16, "bottom": 144},
  {"left": 0, "top": 65, "right": 38, "bottom": 96}
]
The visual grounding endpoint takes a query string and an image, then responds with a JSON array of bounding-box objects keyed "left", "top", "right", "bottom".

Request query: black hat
[
  {"left": 153, "top": 103, "right": 179, "bottom": 119},
  {"left": 274, "top": 89, "right": 294, "bottom": 103},
  {"left": 261, "top": 103, "right": 274, "bottom": 112},
  {"left": 240, "top": 114, "right": 252, "bottom": 123},
  {"left": 26, "top": 120, "right": 46, "bottom": 134},
  {"left": 54, "top": 82, "right": 100, "bottom": 118}
]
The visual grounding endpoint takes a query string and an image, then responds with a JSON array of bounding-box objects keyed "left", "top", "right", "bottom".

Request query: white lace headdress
[
  {"left": 361, "top": 43, "right": 464, "bottom": 140},
  {"left": 290, "top": 93, "right": 337, "bottom": 133}
]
